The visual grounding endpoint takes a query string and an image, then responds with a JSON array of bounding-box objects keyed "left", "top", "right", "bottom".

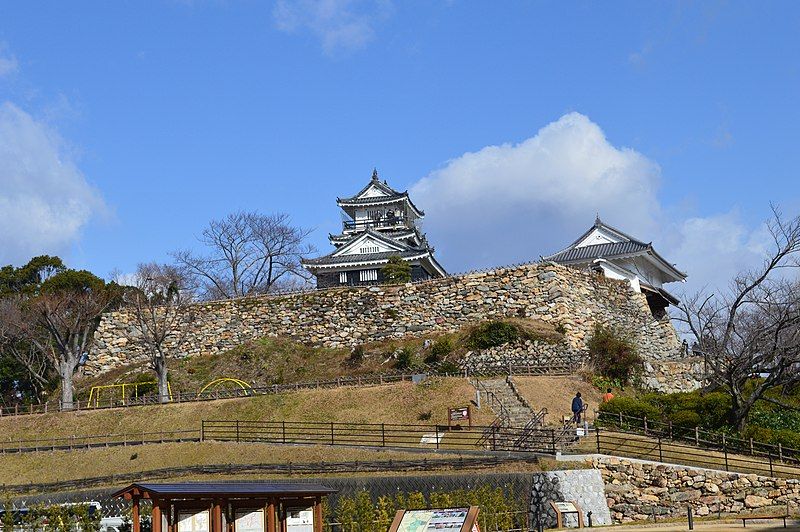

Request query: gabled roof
[
  {"left": 544, "top": 217, "right": 687, "bottom": 281},
  {"left": 337, "top": 169, "right": 403, "bottom": 202},
  {"left": 332, "top": 228, "right": 415, "bottom": 255},
  {"left": 336, "top": 170, "right": 424, "bottom": 216},
  {"left": 330, "top": 229, "right": 420, "bottom": 243},
  {"left": 302, "top": 228, "right": 443, "bottom": 272},
  {"left": 302, "top": 249, "right": 432, "bottom": 267},
  {"left": 546, "top": 241, "right": 650, "bottom": 263},
  {"left": 113, "top": 482, "right": 336, "bottom": 499}
]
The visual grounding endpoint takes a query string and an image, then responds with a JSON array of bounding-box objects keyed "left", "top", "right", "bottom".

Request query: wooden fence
[
  {"left": 596, "top": 410, "right": 800, "bottom": 466},
  {"left": 0, "top": 359, "right": 586, "bottom": 418},
  {"left": 200, "top": 419, "right": 563, "bottom": 454},
  {"left": 0, "top": 429, "right": 199, "bottom": 454},
  {"left": 1, "top": 455, "right": 536, "bottom": 495}
]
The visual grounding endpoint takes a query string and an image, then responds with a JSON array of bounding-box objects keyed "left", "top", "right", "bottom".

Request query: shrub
[
  {"left": 131, "top": 373, "right": 157, "bottom": 397},
  {"left": 348, "top": 345, "right": 365, "bottom": 365},
  {"left": 425, "top": 337, "right": 454, "bottom": 364},
  {"left": 669, "top": 410, "right": 702, "bottom": 429},
  {"left": 394, "top": 347, "right": 415, "bottom": 370},
  {"left": 417, "top": 410, "right": 432, "bottom": 421},
  {"left": 587, "top": 324, "right": 642, "bottom": 384},
  {"left": 697, "top": 392, "right": 733, "bottom": 429},
  {"left": 599, "top": 396, "right": 660, "bottom": 421},
  {"left": 467, "top": 321, "right": 519, "bottom": 349},
  {"left": 437, "top": 361, "right": 461, "bottom": 375},
  {"left": 381, "top": 256, "right": 411, "bottom": 284}
]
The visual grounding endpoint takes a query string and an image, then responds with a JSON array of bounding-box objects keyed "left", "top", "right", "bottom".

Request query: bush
[
  {"left": 130, "top": 373, "right": 157, "bottom": 398},
  {"left": 467, "top": 321, "right": 519, "bottom": 349},
  {"left": 381, "top": 256, "right": 412, "bottom": 284},
  {"left": 425, "top": 337, "right": 454, "bottom": 364},
  {"left": 697, "top": 392, "right": 733, "bottom": 429},
  {"left": 437, "top": 361, "right": 461, "bottom": 375},
  {"left": 348, "top": 345, "right": 365, "bottom": 365},
  {"left": 669, "top": 410, "right": 702, "bottom": 429},
  {"left": 599, "top": 396, "right": 660, "bottom": 421},
  {"left": 394, "top": 347, "right": 415, "bottom": 370},
  {"left": 587, "top": 324, "right": 642, "bottom": 384}
]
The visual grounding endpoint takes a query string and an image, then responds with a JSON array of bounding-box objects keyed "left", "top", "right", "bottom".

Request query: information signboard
[
  {"left": 549, "top": 501, "right": 584, "bottom": 528},
  {"left": 388, "top": 506, "right": 480, "bottom": 532},
  {"left": 448, "top": 406, "right": 471, "bottom": 427}
]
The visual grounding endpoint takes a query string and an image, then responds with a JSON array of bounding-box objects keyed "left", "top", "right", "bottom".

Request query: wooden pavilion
[{"left": 112, "top": 482, "right": 336, "bottom": 532}]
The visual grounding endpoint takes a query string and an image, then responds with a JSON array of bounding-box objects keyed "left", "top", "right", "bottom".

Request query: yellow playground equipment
[
  {"left": 199, "top": 378, "right": 254, "bottom": 396},
  {"left": 88, "top": 381, "right": 173, "bottom": 407}
]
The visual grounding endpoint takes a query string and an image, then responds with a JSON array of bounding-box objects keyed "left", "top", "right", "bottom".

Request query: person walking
[
  {"left": 602, "top": 388, "right": 615, "bottom": 403},
  {"left": 571, "top": 392, "right": 584, "bottom": 424}
]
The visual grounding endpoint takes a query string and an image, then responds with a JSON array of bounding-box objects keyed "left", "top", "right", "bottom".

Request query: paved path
[{"left": 605, "top": 519, "right": 800, "bottom": 531}]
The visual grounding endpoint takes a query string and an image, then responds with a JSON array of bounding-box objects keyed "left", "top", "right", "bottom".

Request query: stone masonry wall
[
  {"left": 590, "top": 456, "right": 799, "bottom": 523},
  {"left": 88, "top": 262, "right": 682, "bottom": 375}
]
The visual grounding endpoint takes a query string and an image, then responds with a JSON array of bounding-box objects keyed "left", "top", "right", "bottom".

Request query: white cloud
[
  {"left": 273, "top": 0, "right": 393, "bottom": 54},
  {"left": 412, "top": 112, "right": 663, "bottom": 271},
  {"left": 0, "top": 102, "right": 106, "bottom": 266},
  {"left": 0, "top": 43, "right": 18, "bottom": 77},
  {"left": 411, "top": 112, "right": 770, "bottom": 297}
]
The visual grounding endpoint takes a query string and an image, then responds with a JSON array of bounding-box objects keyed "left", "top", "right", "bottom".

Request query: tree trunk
[
  {"left": 155, "top": 358, "right": 170, "bottom": 403},
  {"left": 59, "top": 360, "right": 75, "bottom": 411}
]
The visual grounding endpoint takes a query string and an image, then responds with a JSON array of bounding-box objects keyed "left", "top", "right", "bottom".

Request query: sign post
[
  {"left": 388, "top": 506, "right": 480, "bottom": 532},
  {"left": 549, "top": 501, "right": 584, "bottom": 529},
  {"left": 448, "top": 406, "right": 472, "bottom": 428}
]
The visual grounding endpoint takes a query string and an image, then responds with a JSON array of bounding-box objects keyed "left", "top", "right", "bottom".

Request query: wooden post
[
  {"left": 314, "top": 496, "right": 323, "bottom": 532},
  {"left": 132, "top": 497, "right": 141, "bottom": 532},
  {"left": 267, "top": 499, "right": 277, "bottom": 532},
  {"left": 152, "top": 500, "right": 163, "bottom": 532},
  {"left": 213, "top": 500, "right": 223, "bottom": 532}
]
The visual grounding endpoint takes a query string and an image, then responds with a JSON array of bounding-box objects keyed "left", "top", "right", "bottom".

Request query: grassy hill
[{"left": 0, "top": 378, "right": 495, "bottom": 442}]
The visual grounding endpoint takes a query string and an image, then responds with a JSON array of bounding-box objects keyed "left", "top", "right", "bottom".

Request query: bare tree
[
  {"left": 0, "top": 299, "right": 53, "bottom": 399},
  {"left": 123, "top": 263, "right": 193, "bottom": 403},
  {"left": 677, "top": 206, "right": 800, "bottom": 430},
  {"left": 10, "top": 270, "right": 119, "bottom": 410},
  {"left": 173, "top": 212, "right": 314, "bottom": 299}
]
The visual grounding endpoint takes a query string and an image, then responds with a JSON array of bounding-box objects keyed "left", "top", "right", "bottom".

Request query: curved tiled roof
[
  {"left": 545, "top": 241, "right": 650, "bottom": 263},
  {"left": 302, "top": 249, "right": 429, "bottom": 266}
]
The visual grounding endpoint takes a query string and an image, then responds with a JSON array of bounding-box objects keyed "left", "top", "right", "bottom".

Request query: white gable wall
[
  {"left": 360, "top": 185, "right": 389, "bottom": 198},
  {"left": 576, "top": 227, "right": 624, "bottom": 248},
  {"left": 335, "top": 231, "right": 405, "bottom": 256}
]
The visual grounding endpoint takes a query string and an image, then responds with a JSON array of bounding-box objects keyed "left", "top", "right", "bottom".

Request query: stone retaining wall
[
  {"left": 589, "top": 456, "right": 799, "bottom": 523},
  {"left": 88, "top": 262, "right": 683, "bottom": 376}
]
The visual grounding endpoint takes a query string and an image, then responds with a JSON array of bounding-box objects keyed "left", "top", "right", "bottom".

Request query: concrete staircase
[{"left": 480, "top": 378, "right": 536, "bottom": 427}]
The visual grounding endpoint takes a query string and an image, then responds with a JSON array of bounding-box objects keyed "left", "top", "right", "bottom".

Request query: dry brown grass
[
  {"left": 0, "top": 378, "right": 495, "bottom": 442},
  {"left": 511, "top": 375, "right": 602, "bottom": 425},
  {"left": 0, "top": 442, "right": 459, "bottom": 486}
]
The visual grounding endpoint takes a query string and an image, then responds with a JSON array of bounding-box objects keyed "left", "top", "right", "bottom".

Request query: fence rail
[
  {"left": 201, "top": 419, "right": 562, "bottom": 454},
  {"left": 593, "top": 428, "right": 800, "bottom": 479},
  {"left": 0, "top": 361, "right": 586, "bottom": 419},
  {"left": 596, "top": 411, "right": 800, "bottom": 467},
  {"left": 0, "top": 429, "right": 199, "bottom": 454},
  {"left": 1, "top": 455, "right": 535, "bottom": 495}
]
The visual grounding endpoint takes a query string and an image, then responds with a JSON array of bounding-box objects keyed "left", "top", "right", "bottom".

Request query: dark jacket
[{"left": 571, "top": 396, "right": 583, "bottom": 413}]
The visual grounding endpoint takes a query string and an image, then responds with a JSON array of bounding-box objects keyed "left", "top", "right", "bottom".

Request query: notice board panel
[{"left": 388, "top": 506, "right": 480, "bottom": 532}]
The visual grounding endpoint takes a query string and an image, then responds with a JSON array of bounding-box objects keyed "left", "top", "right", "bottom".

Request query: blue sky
[{"left": 0, "top": 1, "right": 798, "bottom": 295}]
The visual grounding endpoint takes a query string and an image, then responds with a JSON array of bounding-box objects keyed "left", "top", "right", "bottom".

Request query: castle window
[
  {"left": 359, "top": 269, "right": 378, "bottom": 282},
  {"left": 339, "top": 272, "right": 348, "bottom": 284},
  {"left": 359, "top": 246, "right": 379, "bottom": 254}
]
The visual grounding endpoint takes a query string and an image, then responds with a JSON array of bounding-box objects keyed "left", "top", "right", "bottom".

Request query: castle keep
[{"left": 302, "top": 170, "right": 446, "bottom": 287}]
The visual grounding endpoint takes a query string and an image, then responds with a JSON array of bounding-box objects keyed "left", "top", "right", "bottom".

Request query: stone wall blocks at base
[{"left": 88, "top": 262, "right": 687, "bottom": 377}]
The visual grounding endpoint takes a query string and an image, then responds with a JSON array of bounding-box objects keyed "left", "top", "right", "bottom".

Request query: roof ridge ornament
[{"left": 371, "top": 168, "right": 379, "bottom": 181}]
